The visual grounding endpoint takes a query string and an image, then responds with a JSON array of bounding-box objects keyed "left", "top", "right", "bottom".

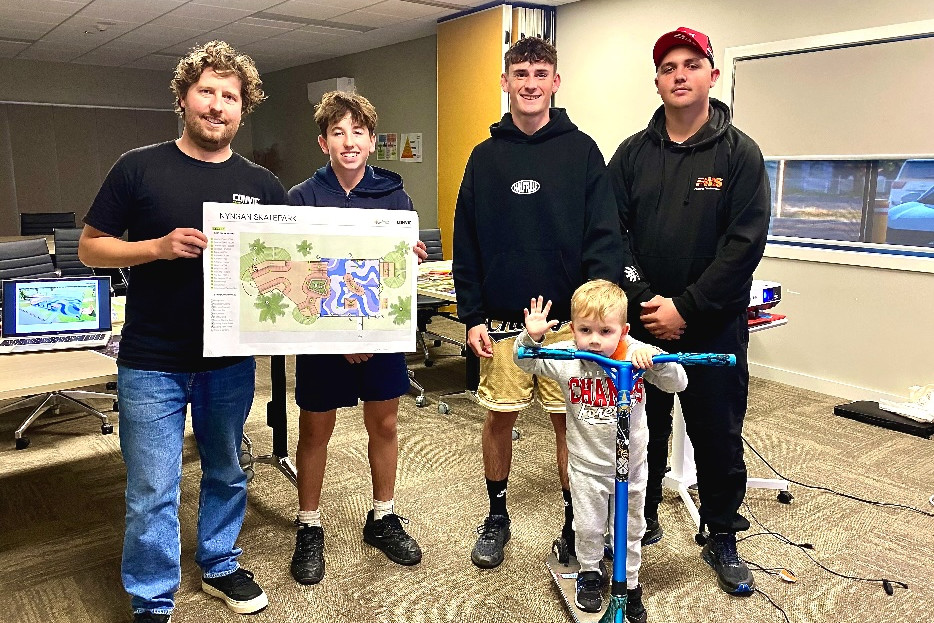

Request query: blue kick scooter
[{"left": 518, "top": 346, "right": 735, "bottom": 623}]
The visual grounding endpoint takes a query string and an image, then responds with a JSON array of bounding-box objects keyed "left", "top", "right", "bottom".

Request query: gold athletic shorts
[{"left": 476, "top": 321, "right": 572, "bottom": 413}]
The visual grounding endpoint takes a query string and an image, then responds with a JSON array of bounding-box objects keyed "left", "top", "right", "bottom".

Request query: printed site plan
[{"left": 203, "top": 203, "right": 418, "bottom": 357}]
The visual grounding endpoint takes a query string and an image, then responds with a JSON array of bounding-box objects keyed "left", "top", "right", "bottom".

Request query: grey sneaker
[
  {"left": 701, "top": 532, "right": 755, "bottom": 594},
  {"left": 470, "top": 514, "right": 511, "bottom": 568}
]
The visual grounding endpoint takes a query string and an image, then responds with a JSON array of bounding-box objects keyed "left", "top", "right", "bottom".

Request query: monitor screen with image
[{"left": 1, "top": 276, "right": 111, "bottom": 337}]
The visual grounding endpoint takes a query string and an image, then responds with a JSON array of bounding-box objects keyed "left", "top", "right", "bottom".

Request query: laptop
[{"left": 0, "top": 275, "right": 112, "bottom": 353}]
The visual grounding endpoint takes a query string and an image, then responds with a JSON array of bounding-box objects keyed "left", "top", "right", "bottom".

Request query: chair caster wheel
[
  {"left": 424, "top": 359, "right": 434, "bottom": 367},
  {"left": 415, "top": 395, "right": 427, "bottom": 408},
  {"left": 438, "top": 402, "right": 449, "bottom": 414},
  {"left": 432, "top": 339, "right": 442, "bottom": 347},
  {"left": 552, "top": 537, "right": 570, "bottom": 565},
  {"left": 511, "top": 428, "right": 520, "bottom": 441},
  {"left": 106, "top": 381, "right": 117, "bottom": 390},
  {"left": 112, "top": 401, "right": 119, "bottom": 412},
  {"left": 777, "top": 490, "right": 794, "bottom": 504},
  {"left": 15, "top": 437, "right": 30, "bottom": 450},
  {"left": 243, "top": 467, "right": 255, "bottom": 484},
  {"left": 101, "top": 424, "right": 114, "bottom": 435}
]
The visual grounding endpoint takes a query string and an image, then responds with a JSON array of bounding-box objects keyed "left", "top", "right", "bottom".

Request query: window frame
[{"left": 721, "top": 20, "right": 934, "bottom": 273}]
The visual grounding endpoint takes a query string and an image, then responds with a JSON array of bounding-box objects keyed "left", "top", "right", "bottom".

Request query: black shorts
[{"left": 294, "top": 352, "right": 410, "bottom": 412}]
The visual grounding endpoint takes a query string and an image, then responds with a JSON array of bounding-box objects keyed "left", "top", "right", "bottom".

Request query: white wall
[{"left": 557, "top": 0, "right": 934, "bottom": 401}]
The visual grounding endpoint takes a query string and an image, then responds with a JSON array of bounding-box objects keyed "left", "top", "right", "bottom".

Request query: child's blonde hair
[{"left": 570, "top": 279, "right": 628, "bottom": 324}]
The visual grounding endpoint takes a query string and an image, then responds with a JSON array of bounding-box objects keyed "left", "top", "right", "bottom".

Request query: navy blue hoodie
[
  {"left": 288, "top": 162, "right": 413, "bottom": 210},
  {"left": 453, "top": 108, "right": 623, "bottom": 328},
  {"left": 608, "top": 98, "right": 770, "bottom": 340}
]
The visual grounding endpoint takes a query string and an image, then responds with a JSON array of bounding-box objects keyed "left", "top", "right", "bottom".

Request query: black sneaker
[
  {"left": 133, "top": 614, "right": 171, "bottom": 623},
  {"left": 701, "top": 532, "right": 755, "bottom": 594},
  {"left": 626, "top": 584, "right": 647, "bottom": 623},
  {"left": 471, "top": 514, "right": 511, "bottom": 568},
  {"left": 363, "top": 510, "right": 422, "bottom": 565},
  {"left": 201, "top": 568, "right": 268, "bottom": 614},
  {"left": 574, "top": 560, "right": 608, "bottom": 614},
  {"left": 642, "top": 517, "right": 664, "bottom": 546},
  {"left": 291, "top": 524, "right": 325, "bottom": 585}
]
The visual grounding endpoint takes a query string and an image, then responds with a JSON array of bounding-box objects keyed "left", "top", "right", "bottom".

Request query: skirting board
[{"left": 749, "top": 362, "right": 904, "bottom": 403}]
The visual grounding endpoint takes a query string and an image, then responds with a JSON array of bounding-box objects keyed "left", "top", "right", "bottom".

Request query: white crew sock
[
  {"left": 297, "top": 509, "right": 321, "bottom": 527},
  {"left": 373, "top": 498, "right": 394, "bottom": 520}
]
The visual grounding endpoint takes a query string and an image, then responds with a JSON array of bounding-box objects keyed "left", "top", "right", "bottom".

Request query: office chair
[
  {"left": 53, "top": 228, "right": 129, "bottom": 295},
  {"left": 416, "top": 228, "right": 466, "bottom": 366},
  {"left": 20, "top": 212, "right": 76, "bottom": 236},
  {"left": 52, "top": 228, "right": 94, "bottom": 277},
  {"left": 0, "top": 238, "right": 116, "bottom": 450}
]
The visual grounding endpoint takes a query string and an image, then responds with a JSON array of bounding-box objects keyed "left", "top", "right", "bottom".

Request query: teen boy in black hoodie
[
  {"left": 453, "top": 37, "right": 622, "bottom": 571},
  {"left": 608, "top": 27, "right": 770, "bottom": 595}
]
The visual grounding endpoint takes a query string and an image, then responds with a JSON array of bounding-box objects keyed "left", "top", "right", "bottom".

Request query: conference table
[{"left": 0, "top": 299, "right": 123, "bottom": 448}]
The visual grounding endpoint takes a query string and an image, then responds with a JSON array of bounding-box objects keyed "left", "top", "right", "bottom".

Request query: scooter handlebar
[{"left": 516, "top": 346, "right": 735, "bottom": 367}]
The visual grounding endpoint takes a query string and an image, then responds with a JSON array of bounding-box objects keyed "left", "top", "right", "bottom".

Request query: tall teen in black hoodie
[
  {"left": 608, "top": 28, "right": 770, "bottom": 596},
  {"left": 453, "top": 37, "right": 623, "bottom": 574}
]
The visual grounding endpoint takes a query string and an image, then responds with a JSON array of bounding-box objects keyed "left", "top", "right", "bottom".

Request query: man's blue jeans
[{"left": 117, "top": 358, "right": 255, "bottom": 614}]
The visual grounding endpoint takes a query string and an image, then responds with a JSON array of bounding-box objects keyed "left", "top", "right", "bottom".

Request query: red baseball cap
[{"left": 653, "top": 27, "right": 714, "bottom": 68}]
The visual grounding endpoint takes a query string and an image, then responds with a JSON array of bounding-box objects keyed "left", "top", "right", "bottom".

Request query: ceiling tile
[
  {"left": 334, "top": 10, "right": 409, "bottom": 28},
  {"left": 15, "top": 46, "right": 82, "bottom": 62},
  {"left": 77, "top": 0, "right": 184, "bottom": 22},
  {"left": 362, "top": 0, "right": 452, "bottom": 20},
  {"left": 168, "top": 4, "right": 253, "bottom": 21},
  {"left": 265, "top": 1, "right": 347, "bottom": 21},
  {"left": 0, "top": 40, "right": 31, "bottom": 57},
  {"left": 190, "top": 0, "right": 283, "bottom": 11}
]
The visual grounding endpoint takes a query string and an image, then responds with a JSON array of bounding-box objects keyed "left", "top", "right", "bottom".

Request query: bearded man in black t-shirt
[{"left": 79, "top": 41, "right": 286, "bottom": 623}]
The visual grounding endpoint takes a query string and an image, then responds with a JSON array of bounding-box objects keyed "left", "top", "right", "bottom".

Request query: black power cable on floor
[
  {"left": 740, "top": 501, "right": 910, "bottom": 597},
  {"left": 743, "top": 435, "right": 934, "bottom": 518}
]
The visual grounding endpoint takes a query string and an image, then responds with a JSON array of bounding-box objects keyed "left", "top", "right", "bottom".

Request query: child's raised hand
[
  {"left": 523, "top": 296, "right": 558, "bottom": 342},
  {"left": 630, "top": 346, "right": 659, "bottom": 370}
]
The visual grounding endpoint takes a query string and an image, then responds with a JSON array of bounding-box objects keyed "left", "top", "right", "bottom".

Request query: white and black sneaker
[
  {"left": 133, "top": 614, "right": 171, "bottom": 623},
  {"left": 201, "top": 568, "right": 268, "bottom": 614}
]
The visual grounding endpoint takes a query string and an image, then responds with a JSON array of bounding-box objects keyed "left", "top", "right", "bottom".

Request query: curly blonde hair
[
  {"left": 171, "top": 40, "right": 266, "bottom": 117},
  {"left": 314, "top": 91, "right": 377, "bottom": 136}
]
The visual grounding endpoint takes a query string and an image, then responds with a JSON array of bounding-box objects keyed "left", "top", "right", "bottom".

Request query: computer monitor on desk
[{"left": 0, "top": 276, "right": 112, "bottom": 353}]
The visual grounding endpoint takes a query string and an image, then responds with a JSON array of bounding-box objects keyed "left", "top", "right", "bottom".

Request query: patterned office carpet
[{"left": 1, "top": 319, "right": 932, "bottom": 623}]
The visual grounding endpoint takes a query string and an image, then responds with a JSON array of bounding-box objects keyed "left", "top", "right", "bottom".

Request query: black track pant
[{"left": 642, "top": 314, "right": 752, "bottom": 534}]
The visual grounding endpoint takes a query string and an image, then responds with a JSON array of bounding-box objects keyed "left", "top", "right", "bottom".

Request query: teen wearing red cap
[{"left": 608, "top": 27, "right": 771, "bottom": 596}]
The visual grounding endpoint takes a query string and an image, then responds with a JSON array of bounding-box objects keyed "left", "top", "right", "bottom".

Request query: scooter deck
[{"left": 545, "top": 553, "right": 607, "bottom": 622}]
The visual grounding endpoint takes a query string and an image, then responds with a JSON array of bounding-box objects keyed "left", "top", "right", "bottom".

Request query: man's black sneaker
[
  {"left": 574, "top": 560, "right": 608, "bottom": 613},
  {"left": 201, "top": 568, "right": 268, "bottom": 614},
  {"left": 133, "top": 614, "right": 171, "bottom": 623},
  {"left": 626, "top": 584, "right": 647, "bottom": 623},
  {"left": 701, "top": 532, "right": 755, "bottom": 594},
  {"left": 471, "top": 514, "right": 511, "bottom": 568},
  {"left": 363, "top": 510, "right": 422, "bottom": 565},
  {"left": 291, "top": 524, "right": 325, "bottom": 584},
  {"left": 642, "top": 517, "right": 664, "bottom": 546}
]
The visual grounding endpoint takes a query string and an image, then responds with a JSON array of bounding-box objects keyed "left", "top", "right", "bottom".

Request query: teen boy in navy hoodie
[
  {"left": 286, "top": 91, "right": 427, "bottom": 585},
  {"left": 608, "top": 27, "right": 770, "bottom": 596}
]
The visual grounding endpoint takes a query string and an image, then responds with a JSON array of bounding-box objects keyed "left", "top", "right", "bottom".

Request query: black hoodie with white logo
[
  {"left": 608, "top": 98, "right": 770, "bottom": 340},
  {"left": 453, "top": 108, "right": 622, "bottom": 329}
]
